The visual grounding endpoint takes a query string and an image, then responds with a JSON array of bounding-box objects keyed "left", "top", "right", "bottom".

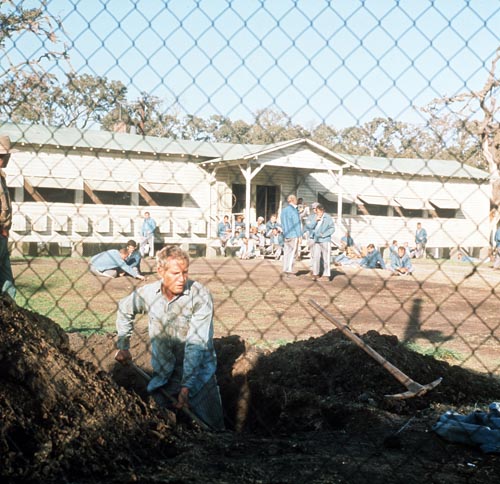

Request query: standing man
[
  {"left": 310, "top": 204, "right": 335, "bottom": 281},
  {"left": 280, "top": 194, "right": 302, "bottom": 277},
  {"left": 415, "top": 222, "right": 428, "bottom": 259},
  {"left": 0, "top": 135, "right": 16, "bottom": 299},
  {"left": 493, "top": 225, "right": 500, "bottom": 269},
  {"left": 114, "top": 245, "right": 225, "bottom": 430},
  {"left": 140, "top": 211, "right": 157, "bottom": 258}
]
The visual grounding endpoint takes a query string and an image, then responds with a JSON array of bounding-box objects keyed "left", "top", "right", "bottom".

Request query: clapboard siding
[{"left": 7, "top": 149, "right": 211, "bottom": 254}]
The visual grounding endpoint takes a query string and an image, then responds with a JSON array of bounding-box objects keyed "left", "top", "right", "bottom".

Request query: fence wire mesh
[{"left": 1, "top": 1, "right": 500, "bottom": 482}]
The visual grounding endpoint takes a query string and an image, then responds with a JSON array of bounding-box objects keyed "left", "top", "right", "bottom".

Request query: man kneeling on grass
[{"left": 89, "top": 248, "right": 145, "bottom": 280}]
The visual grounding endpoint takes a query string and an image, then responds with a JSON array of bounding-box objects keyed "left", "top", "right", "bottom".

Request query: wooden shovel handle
[{"left": 309, "top": 299, "right": 417, "bottom": 389}]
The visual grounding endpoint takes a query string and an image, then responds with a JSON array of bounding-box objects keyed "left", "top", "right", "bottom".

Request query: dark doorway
[
  {"left": 256, "top": 185, "right": 279, "bottom": 219},
  {"left": 232, "top": 184, "right": 246, "bottom": 214}
]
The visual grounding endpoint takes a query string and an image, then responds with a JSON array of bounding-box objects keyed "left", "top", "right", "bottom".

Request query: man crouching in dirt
[{"left": 114, "top": 245, "right": 225, "bottom": 431}]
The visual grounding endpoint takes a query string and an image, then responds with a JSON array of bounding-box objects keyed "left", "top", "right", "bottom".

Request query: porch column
[{"left": 239, "top": 161, "right": 264, "bottom": 237}]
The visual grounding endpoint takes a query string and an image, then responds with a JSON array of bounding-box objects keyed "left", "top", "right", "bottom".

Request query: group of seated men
[
  {"left": 334, "top": 235, "right": 414, "bottom": 275},
  {"left": 218, "top": 213, "right": 285, "bottom": 260}
]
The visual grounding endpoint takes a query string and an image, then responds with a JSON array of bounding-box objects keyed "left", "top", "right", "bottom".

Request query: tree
[
  {"left": 0, "top": 0, "right": 68, "bottom": 81},
  {"left": 422, "top": 47, "right": 500, "bottom": 237}
]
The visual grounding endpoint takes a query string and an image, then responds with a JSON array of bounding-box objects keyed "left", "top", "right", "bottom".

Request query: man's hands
[
  {"left": 1, "top": 228, "right": 9, "bottom": 238},
  {"left": 114, "top": 349, "right": 132, "bottom": 365},
  {"left": 175, "top": 387, "right": 190, "bottom": 409}
]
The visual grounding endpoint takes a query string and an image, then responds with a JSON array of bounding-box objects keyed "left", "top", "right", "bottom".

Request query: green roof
[
  {"left": 337, "top": 153, "right": 489, "bottom": 180},
  {"left": 1, "top": 122, "right": 489, "bottom": 180}
]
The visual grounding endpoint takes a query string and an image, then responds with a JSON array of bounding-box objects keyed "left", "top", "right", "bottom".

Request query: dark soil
[{"left": 1, "top": 294, "right": 500, "bottom": 483}]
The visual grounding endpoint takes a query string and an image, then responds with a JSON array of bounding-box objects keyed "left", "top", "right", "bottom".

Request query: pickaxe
[
  {"left": 129, "top": 363, "right": 212, "bottom": 431},
  {"left": 309, "top": 299, "right": 443, "bottom": 399}
]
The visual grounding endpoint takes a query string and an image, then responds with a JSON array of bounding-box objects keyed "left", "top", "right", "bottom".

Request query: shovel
[
  {"left": 309, "top": 299, "right": 442, "bottom": 399},
  {"left": 130, "top": 363, "right": 212, "bottom": 431}
]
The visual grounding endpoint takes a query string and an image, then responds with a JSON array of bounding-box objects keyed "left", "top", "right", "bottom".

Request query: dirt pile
[
  {"left": 241, "top": 330, "right": 500, "bottom": 433},
  {"left": 0, "top": 296, "right": 180, "bottom": 483}
]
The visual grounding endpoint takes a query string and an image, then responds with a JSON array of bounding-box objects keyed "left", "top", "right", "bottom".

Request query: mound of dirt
[
  {"left": 0, "top": 297, "right": 181, "bottom": 483},
  {"left": 242, "top": 330, "right": 500, "bottom": 433}
]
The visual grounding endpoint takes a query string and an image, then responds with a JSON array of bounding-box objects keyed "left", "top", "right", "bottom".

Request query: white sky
[{"left": 5, "top": 0, "right": 500, "bottom": 128}]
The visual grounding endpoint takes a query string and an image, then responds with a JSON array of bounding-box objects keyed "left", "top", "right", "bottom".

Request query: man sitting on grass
[
  {"left": 390, "top": 246, "right": 414, "bottom": 276},
  {"left": 360, "top": 244, "right": 386, "bottom": 270}
]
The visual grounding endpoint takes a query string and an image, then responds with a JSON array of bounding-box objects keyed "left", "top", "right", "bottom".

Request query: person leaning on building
[
  {"left": 114, "top": 245, "right": 225, "bottom": 430},
  {"left": 280, "top": 194, "right": 302, "bottom": 277},
  {"left": 0, "top": 135, "right": 16, "bottom": 299}
]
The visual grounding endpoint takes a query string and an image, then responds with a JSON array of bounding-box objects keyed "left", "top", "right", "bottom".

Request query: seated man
[
  {"left": 334, "top": 246, "right": 362, "bottom": 266},
  {"left": 390, "top": 246, "right": 414, "bottom": 275},
  {"left": 217, "top": 215, "right": 232, "bottom": 256},
  {"left": 89, "top": 248, "right": 145, "bottom": 280},
  {"left": 265, "top": 213, "right": 282, "bottom": 237},
  {"left": 266, "top": 227, "right": 284, "bottom": 259},
  {"left": 238, "top": 236, "right": 257, "bottom": 260},
  {"left": 125, "top": 239, "right": 142, "bottom": 277},
  {"left": 340, "top": 231, "right": 354, "bottom": 250},
  {"left": 360, "top": 243, "right": 386, "bottom": 270}
]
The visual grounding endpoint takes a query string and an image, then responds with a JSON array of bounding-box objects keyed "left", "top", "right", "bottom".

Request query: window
[
  {"left": 318, "top": 194, "right": 352, "bottom": 215},
  {"left": 34, "top": 187, "right": 77, "bottom": 203},
  {"left": 84, "top": 190, "right": 132, "bottom": 205},
  {"left": 356, "top": 203, "right": 388, "bottom": 216},
  {"left": 139, "top": 192, "right": 183, "bottom": 207}
]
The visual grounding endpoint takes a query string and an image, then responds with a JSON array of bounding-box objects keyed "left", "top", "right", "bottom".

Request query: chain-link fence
[{"left": 1, "top": 1, "right": 500, "bottom": 482}]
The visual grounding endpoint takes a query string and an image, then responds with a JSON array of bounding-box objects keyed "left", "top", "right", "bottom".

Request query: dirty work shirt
[
  {"left": 90, "top": 249, "right": 138, "bottom": 278},
  {"left": 116, "top": 279, "right": 217, "bottom": 398}
]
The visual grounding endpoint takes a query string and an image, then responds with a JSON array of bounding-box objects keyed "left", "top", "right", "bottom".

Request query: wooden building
[{"left": 1, "top": 122, "right": 490, "bottom": 258}]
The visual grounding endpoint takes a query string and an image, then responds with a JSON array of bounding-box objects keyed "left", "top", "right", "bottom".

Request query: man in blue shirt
[
  {"left": 89, "top": 248, "right": 145, "bottom": 280},
  {"left": 415, "top": 222, "right": 428, "bottom": 259},
  {"left": 494, "top": 226, "right": 500, "bottom": 269},
  {"left": 217, "top": 215, "right": 232, "bottom": 256},
  {"left": 140, "top": 211, "right": 157, "bottom": 258},
  {"left": 114, "top": 245, "right": 224, "bottom": 430},
  {"left": 125, "top": 239, "right": 142, "bottom": 277},
  {"left": 280, "top": 194, "right": 302, "bottom": 276},
  {"left": 360, "top": 244, "right": 387, "bottom": 270},
  {"left": 309, "top": 204, "right": 335, "bottom": 281},
  {"left": 390, "top": 246, "right": 414, "bottom": 275}
]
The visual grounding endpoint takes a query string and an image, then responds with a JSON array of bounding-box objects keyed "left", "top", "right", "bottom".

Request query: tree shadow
[{"left": 403, "top": 298, "right": 453, "bottom": 344}]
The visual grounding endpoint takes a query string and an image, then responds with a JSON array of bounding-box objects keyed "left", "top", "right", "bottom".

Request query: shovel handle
[
  {"left": 309, "top": 299, "right": 416, "bottom": 388},
  {"left": 130, "top": 363, "right": 212, "bottom": 431}
]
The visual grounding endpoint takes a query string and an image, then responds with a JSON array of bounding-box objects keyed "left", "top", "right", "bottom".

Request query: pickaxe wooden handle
[
  {"left": 130, "top": 363, "right": 212, "bottom": 431},
  {"left": 309, "top": 299, "right": 442, "bottom": 399}
]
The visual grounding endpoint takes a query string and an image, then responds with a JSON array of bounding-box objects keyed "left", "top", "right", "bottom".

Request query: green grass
[
  {"left": 13, "top": 256, "right": 120, "bottom": 334},
  {"left": 404, "top": 341, "right": 463, "bottom": 362}
]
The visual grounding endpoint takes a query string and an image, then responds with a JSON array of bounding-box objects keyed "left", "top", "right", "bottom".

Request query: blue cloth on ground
[{"left": 432, "top": 402, "right": 500, "bottom": 453}]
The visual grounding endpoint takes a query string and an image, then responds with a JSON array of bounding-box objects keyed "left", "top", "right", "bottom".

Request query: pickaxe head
[{"left": 385, "top": 377, "right": 443, "bottom": 400}]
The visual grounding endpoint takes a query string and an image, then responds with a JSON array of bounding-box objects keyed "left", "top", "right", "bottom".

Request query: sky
[{"left": 5, "top": 0, "right": 500, "bottom": 129}]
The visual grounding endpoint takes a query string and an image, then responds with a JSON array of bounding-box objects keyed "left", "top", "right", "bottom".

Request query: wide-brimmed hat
[{"left": 0, "top": 135, "right": 17, "bottom": 154}]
